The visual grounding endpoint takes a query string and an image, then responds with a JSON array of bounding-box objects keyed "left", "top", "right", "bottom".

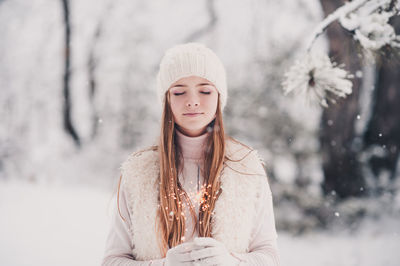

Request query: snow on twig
[
  {"left": 282, "top": 52, "right": 353, "bottom": 108},
  {"left": 306, "top": 0, "right": 370, "bottom": 52}
]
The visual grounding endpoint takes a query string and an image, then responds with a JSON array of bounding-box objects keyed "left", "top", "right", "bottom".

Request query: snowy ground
[{"left": 0, "top": 180, "right": 399, "bottom": 266}]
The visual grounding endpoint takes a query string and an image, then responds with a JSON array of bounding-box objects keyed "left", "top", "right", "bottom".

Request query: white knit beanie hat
[{"left": 156, "top": 42, "right": 227, "bottom": 110}]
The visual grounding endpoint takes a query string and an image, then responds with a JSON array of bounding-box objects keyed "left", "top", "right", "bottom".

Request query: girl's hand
[
  {"left": 190, "top": 237, "right": 240, "bottom": 266},
  {"left": 165, "top": 242, "right": 198, "bottom": 266}
]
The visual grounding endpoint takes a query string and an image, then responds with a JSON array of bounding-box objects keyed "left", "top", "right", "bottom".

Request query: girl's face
[{"left": 168, "top": 76, "right": 219, "bottom": 137}]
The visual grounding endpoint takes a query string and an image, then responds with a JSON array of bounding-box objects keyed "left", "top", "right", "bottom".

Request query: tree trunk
[
  {"left": 88, "top": 22, "right": 101, "bottom": 140},
  {"left": 362, "top": 16, "right": 400, "bottom": 193},
  {"left": 319, "top": 0, "right": 365, "bottom": 199},
  {"left": 61, "top": 0, "right": 80, "bottom": 147}
]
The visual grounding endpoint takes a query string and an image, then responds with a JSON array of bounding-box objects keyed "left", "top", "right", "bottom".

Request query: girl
[{"left": 102, "top": 43, "right": 280, "bottom": 265}]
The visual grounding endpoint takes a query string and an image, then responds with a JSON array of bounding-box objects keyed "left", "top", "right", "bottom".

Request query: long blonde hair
[{"left": 157, "top": 90, "right": 226, "bottom": 256}]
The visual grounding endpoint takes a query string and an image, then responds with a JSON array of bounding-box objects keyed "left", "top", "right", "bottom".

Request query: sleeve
[
  {"left": 101, "top": 184, "right": 166, "bottom": 266},
  {"left": 231, "top": 169, "right": 281, "bottom": 265}
]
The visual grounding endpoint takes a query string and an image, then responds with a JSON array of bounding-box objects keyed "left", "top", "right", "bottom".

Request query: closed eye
[
  {"left": 173, "top": 92, "right": 185, "bottom": 96},
  {"left": 201, "top": 91, "right": 211, "bottom": 95}
]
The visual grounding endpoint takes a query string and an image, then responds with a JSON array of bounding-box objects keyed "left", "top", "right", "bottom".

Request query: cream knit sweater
[{"left": 102, "top": 130, "right": 280, "bottom": 265}]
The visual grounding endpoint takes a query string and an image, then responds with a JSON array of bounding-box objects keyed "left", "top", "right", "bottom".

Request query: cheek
[
  {"left": 207, "top": 95, "right": 218, "bottom": 112},
  {"left": 169, "top": 98, "right": 183, "bottom": 117}
]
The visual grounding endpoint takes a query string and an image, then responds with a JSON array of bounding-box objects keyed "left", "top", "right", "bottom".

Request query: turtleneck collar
[{"left": 175, "top": 129, "right": 209, "bottom": 160}]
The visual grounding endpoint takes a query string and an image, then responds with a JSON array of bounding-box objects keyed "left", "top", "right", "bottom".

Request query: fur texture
[{"left": 120, "top": 139, "right": 269, "bottom": 260}]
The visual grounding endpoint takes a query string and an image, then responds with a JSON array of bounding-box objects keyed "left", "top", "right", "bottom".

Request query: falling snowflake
[{"left": 282, "top": 52, "right": 353, "bottom": 107}]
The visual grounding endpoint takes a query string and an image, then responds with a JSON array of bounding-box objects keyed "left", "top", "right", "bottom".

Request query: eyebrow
[{"left": 172, "top": 83, "right": 213, "bottom": 88}]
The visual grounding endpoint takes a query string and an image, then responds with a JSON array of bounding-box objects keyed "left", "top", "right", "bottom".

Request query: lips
[{"left": 183, "top": 112, "right": 203, "bottom": 116}]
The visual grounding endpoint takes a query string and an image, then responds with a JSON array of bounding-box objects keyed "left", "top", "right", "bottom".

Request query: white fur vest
[{"left": 120, "top": 138, "right": 269, "bottom": 261}]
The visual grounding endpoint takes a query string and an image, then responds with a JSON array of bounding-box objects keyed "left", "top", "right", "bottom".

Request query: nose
[
  {"left": 187, "top": 102, "right": 199, "bottom": 107},
  {"left": 186, "top": 94, "right": 200, "bottom": 107}
]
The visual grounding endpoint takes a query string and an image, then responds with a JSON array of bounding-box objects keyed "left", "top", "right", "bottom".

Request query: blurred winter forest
[{"left": 1, "top": 0, "right": 399, "bottom": 265}]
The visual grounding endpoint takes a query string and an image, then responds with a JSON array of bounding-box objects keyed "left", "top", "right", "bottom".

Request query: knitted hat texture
[{"left": 156, "top": 42, "right": 227, "bottom": 110}]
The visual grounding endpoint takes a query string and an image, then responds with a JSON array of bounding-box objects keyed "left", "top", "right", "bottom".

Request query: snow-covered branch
[
  {"left": 283, "top": 0, "right": 400, "bottom": 108},
  {"left": 340, "top": 0, "right": 400, "bottom": 50},
  {"left": 306, "top": 0, "right": 400, "bottom": 51},
  {"left": 306, "top": 0, "right": 370, "bottom": 52},
  {"left": 282, "top": 52, "right": 353, "bottom": 108}
]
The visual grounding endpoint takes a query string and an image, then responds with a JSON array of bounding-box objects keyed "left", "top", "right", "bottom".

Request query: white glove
[
  {"left": 190, "top": 237, "right": 240, "bottom": 266},
  {"left": 165, "top": 241, "right": 198, "bottom": 266}
]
